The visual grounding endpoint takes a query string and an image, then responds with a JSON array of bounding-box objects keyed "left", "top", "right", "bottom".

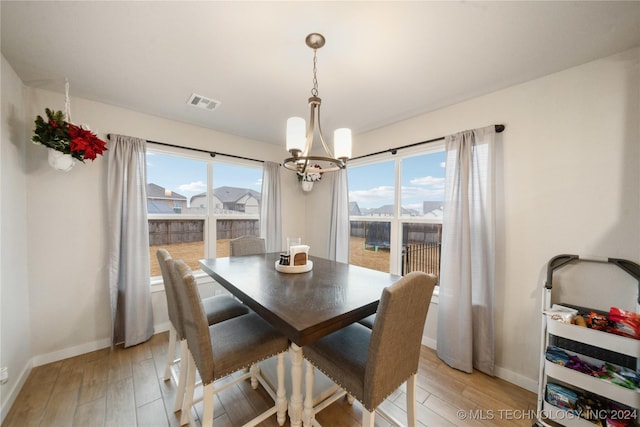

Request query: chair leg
[
  {"left": 180, "top": 352, "right": 197, "bottom": 425},
  {"left": 362, "top": 410, "right": 375, "bottom": 427},
  {"left": 276, "top": 352, "right": 287, "bottom": 426},
  {"left": 173, "top": 340, "right": 189, "bottom": 413},
  {"left": 250, "top": 363, "right": 260, "bottom": 389},
  {"left": 407, "top": 374, "right": 417, "bottom": 427},
  {"left": 201, "top": 382, "right": 215, "bottom": 427},
  {"left": 164, "top": 325, "right": 178, "bottom": 381},
  {"left": 302, "top": 360, "right": 315, "bottom": 427}
]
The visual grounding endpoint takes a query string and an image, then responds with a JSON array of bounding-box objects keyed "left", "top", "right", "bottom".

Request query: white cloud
[
  {"left": 409, "top": 176, "right": 445, "bottom": 188},
  {"left": 401, "top": 185, "right": 445, "bottom": 201},
  {"left": 440, "top": 162, "right": 446, "bottom": 168},
  {"left": 178, "top": 181, "right": 206, "bottom": 193},
  {"left": 348, "top": 186, "right": 394, "bottom": 207}
]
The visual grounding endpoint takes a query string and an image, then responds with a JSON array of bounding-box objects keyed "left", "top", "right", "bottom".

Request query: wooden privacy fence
[
  {"left": 149, "top": 220, "right": 204, "bottom": 246},
  {"left": 148, "top": 219, "right": 259, "bottom": 245},
  {"left": 401, "top": 242, "right": 441, "bottom": 281},
  {"left": 216, "top": 219, "right": 260, "bottom": 240}
]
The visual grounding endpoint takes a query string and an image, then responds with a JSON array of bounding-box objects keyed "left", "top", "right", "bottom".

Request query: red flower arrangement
[{"left": 32, "top": 108, "right": 107, "bottom": 162}]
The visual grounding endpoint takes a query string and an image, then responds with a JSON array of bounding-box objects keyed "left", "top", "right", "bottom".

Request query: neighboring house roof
[
  {"left": 349, "top": 201, "right": 361, "bottom": 216},
  {"left": 215, "top": 186, "right": 261, "bottom": 203},
  {"left": 147, "top": 199, "right": 177, "bottom": 214},
  {"left": 147, "top": 183, "right": 186, "bottom": 201},
  {"left": 190, "top": 186, "right": 261, "bottom": 204},
  {"left": 424, "top": 208, "right": 443, "bottom": 220},
  {"left": 423, "top": 201, "right": 443, "bottom": 215},
  {"left": 365, "top": 204, "right": 419, "bottom": 216}
]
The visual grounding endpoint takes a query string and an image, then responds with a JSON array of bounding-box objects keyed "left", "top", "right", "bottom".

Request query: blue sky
[
  {"left": 146, "top": 152, "right": 263, "bottom": 200},
  {"left": 348, "top": 151, "right": 446, "bottom": 213},
  {"left": 147, "top": 150, "right": 445, "bottom": 213}
]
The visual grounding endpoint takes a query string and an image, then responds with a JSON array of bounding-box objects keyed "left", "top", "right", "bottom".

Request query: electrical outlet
[{"left": 0, "top": 367, "right": 8, "bottom": 385}]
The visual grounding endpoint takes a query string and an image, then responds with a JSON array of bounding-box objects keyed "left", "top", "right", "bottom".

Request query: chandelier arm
[
  {"left": 315, "top": 105, "right": 335, "bottom": 159},
  {"left": 283, "top": 155, "right": 345, "bottom": 174},
  {"left": 304, "top": 102, "right": 316, "bottom": 157}
]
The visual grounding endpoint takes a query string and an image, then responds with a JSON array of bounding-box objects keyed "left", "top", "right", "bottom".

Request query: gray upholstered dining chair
[
  {"left": 302, "top": 271, "right": 437, "bottom": 427},
  {"left": 156, "top": 249, "right": 249, "bottom": 414},
  {"left": 169, "top": 258, "right": 290, "bottom": 427},
  {"left": 358, "top": 274, "right": 437, "bottom": 329},
  {"left": 357, "top": 313, "right": 376, "bottom": 329},
  {"left": 229, "top": 235, "right": 266, "bottom": 256}
]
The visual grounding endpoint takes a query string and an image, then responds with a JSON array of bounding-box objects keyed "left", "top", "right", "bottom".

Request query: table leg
[{"left": 288, "top": 343, "right": 303, "bottom": 427}]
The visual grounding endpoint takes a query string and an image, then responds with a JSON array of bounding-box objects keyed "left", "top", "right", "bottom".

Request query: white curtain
[
  {"left": 260, "top": 161, "right": 282, "bottom": 253},
  {"left": 107, "top": 134, "right": 154, "bottom": 347},
  {"left": 327, "top": 169, "right": 350, "bottom": 263},
  {"left": 437, "top": 126, "right": 496, "bottom": 375}
]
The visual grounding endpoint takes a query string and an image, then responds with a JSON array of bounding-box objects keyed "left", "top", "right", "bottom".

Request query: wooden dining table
[{"left": 199, "top": 253, "right": 400, "bottom": 427}]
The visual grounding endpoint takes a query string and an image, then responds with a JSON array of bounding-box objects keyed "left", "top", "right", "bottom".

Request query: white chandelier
[{"left": 284, "top": 33, "right": 352, "bottom": 174}]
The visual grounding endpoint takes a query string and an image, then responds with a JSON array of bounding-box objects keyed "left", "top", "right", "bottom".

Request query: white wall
[
  {"left": 18, "top": 87, "right": 303, "bottom": 363},
  {"left": 306, "top": 47, "right": 640, "bottom": 390},
  {"left": 0, "top": 56, "right": 31, "bottom": 419}
]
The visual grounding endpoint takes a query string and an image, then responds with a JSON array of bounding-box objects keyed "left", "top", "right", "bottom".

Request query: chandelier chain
[{"left": 311, "top": 49, "right": 319, "bottom": 97}]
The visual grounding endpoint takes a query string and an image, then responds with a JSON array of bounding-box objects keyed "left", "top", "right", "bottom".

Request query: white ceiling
[{"left": 2, "top": 1, "right": 639, "bottom": 145}]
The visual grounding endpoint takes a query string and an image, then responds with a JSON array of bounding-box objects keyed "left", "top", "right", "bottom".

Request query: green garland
[{"left": 32, "top": 108, "right": 73, "bottom": 155}]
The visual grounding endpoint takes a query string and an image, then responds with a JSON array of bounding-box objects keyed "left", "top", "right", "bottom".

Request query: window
[
  {"left": 212, "top": 162, "right": 262, "bottom": 259},
  {"left": 348, "top": 148, "right": 444, "bottom": 281},
  {"left": 347, "top": 160, "right": 394, "bottom": 272},
  {"left": 146, "top": 150, "right": 262, "bottom": 278}
]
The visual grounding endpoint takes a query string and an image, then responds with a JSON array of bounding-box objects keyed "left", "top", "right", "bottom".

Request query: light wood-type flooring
[{"left": 3, "top": 331, "right": 538, "bottom": 427}]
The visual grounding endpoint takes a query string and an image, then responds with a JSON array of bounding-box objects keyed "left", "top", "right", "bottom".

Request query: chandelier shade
[
  {"left": 286, "top": 117, "right": 306, "bottom": 153},
  {"left": 284, "top": 33, "right": 352, "bottom": 174}
]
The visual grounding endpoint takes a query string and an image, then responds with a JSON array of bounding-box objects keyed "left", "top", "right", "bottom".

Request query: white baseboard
[
  {"left": 493, "top": 365, "right": 538, "bottom": 393},
  {"left": 0, "top": 361, "right": 32, "bottom": 424},
  {"left": 2, "top": 323, "right": 159, "bottom": 423},
  {"left": 421, "top": 336, "right": 437, "bottom": 350},
  {"left": 31, "top": 319, "right": 173, "bottom": 368},
  {"left": 154, "top": 321, "right": 171, "bottom": 334},
  {"left": 420, "top": 340, "right": 538, "bottom": 394},
  {"left": 31, "top": 337, "right": 112, "bottom": 367}
]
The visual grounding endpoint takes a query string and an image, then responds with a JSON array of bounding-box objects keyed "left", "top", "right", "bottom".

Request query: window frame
[
  {"left": 146, "top": 145, "right": 262, "bottom": 279},
  {"left": 347, "top": 143, "right": 445, "bottom": 277}
]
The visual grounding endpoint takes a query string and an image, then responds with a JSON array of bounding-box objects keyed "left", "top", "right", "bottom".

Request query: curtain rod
[
  {"left": 106, "top": 134, "right": 265, "bottom": 164},
  {"left": 109, "top": 123, "right": 504, "bottom": 165},
  {"left": 350, "top": 124, "right": 505, "bottom": 161}
]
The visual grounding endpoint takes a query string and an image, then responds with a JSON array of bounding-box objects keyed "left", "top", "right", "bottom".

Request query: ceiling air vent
[{"left": 187, "top": 93, "right": 221, "bottom": 111}]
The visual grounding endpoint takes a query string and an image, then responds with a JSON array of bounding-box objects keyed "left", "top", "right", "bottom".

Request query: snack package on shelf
[
  {"left": 546, "top": 383, "right": 639, "bottom": 426},
  {"left": 605, "top": 402, "right": 638, "bottom": 427},
  {"left": 596, "top": 363, "right": 640, "bottom": 391},
  {"left": 588, "top": 311, "right": 611, "bottom": 331},
  {"left": 608, "top": 307, "right": 640, "bottom": 339},
  {"left": 546, "top": 346, "right": 570, "bottom": 366},
  {"left": 576, "top": 394, "right": 606, "bottom": 426},
  {"left": 546, "top": 383, "right": 579, "bottom": 413},
  {"left": 566, "top": 355, "right": 600, "bottom": 376},
  {"left": 544, "top": 304, "right": 578, "bottom": 323},
  {"left": 545, "top": 347, "right": 640, "bottom": 391}
]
